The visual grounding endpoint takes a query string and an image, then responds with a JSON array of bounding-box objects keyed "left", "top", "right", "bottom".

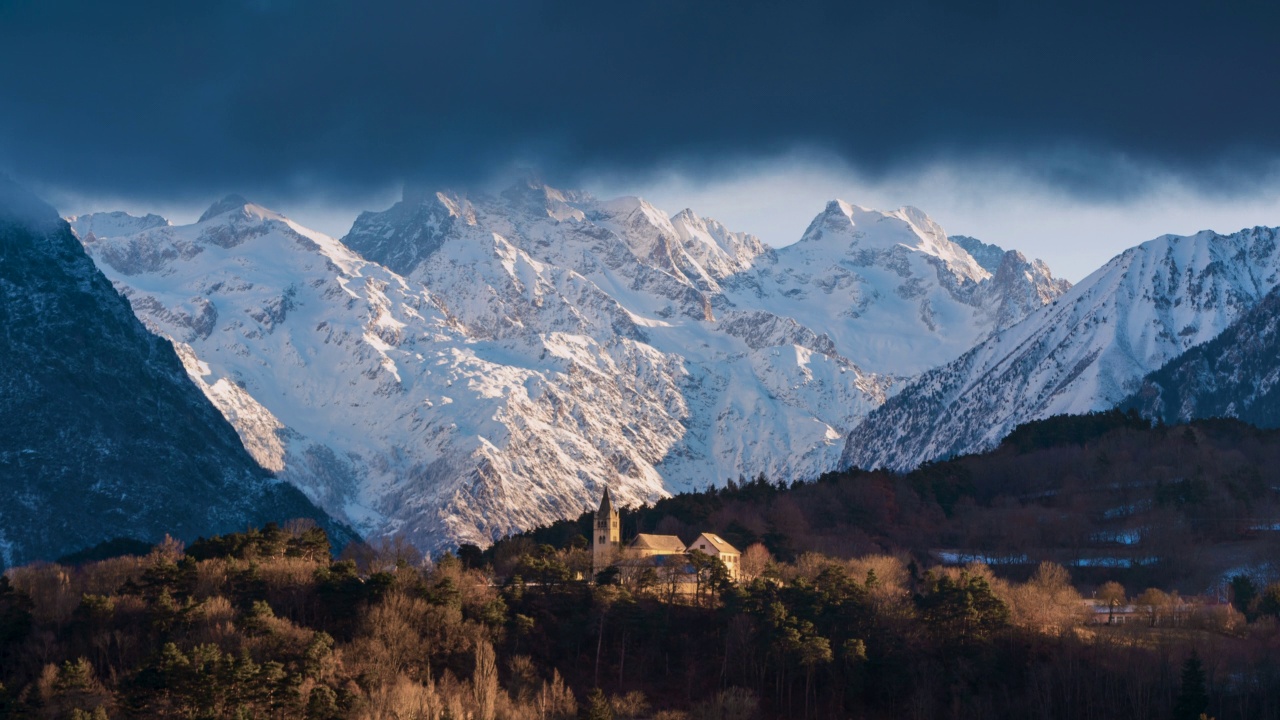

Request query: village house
[
  {"left": 687, "top": 532, "right": 741, "bottom": 580},
  {"left": 591, "top": 488, "right": 741, "bottom": 587}
]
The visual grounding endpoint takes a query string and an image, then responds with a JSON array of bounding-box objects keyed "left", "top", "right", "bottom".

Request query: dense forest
[
  {"left": 5, "top": 413, "right": 1280, "bottom": 719},
  {"left": 495, "top": 411, "right": 1280, "bottom": 593}
]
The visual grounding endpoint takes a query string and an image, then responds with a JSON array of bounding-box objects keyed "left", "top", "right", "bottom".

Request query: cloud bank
[{"left": 3, "top": 0, "right": 1280, "bottom": 203}]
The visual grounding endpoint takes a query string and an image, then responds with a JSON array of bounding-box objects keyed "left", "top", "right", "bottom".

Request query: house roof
[
  {"left": 629, "top": 533, "right": 686, "bottom": 553},
  {"left": 691, "top": 532, "right": 739, "bottom": 555}
]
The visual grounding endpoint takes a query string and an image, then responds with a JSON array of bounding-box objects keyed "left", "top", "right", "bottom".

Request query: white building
[{"left": 688, "top": 532, "right": 741, "bottom": 581}]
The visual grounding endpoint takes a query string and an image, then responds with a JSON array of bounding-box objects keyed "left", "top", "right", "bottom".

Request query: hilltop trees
[
  {"left": 5, "top": 488, "right": 1280, "bottom": 719},
  {"left": 916, "top": 569, "right": 1009, "bottom": 646}
]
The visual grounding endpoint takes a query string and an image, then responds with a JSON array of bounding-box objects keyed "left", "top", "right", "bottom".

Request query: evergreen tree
[
  {"left": 1255, "top": 582, "right": 1280, "bottom": 619},
  {"left": 0, "top": 575, "right": 33, "bottom": 670},
  {"left": 917, "top": 570, "right": 1010, "bottom": 645},
  {"left": 1228, "top": 574, "right": 1257, "bottom": 616},
  {"left": 580, "top": 688, "right": 614, "bottom": 720},
  {"left": 1173, "top": 649, "right": 1209, "bottom": 720},
  {"left": 305, "top": 686, "right": 341, "bottom": 720}
]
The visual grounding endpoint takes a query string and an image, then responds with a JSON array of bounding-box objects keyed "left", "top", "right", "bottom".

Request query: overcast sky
[{"left": 5, "top": 0, "right": 1280, "bottom": 282}]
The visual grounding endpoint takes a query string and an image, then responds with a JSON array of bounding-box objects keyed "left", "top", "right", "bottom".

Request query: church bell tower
[{"left": 592, "top": 487, "right": 621, "bottom": 577}]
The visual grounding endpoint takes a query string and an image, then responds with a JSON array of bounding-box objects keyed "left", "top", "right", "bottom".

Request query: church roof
[
  {"left": 598, "top": 486, "right": 614, "bottom": 514},
  {"left": 629, "top": 533, "right": 686, "bottom": 553}
]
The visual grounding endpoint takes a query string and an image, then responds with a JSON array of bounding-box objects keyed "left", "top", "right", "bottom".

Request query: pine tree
[
  {"left": 1228, "top": 574, "right": 1257, "bottom": 616},
  {"left": 580, "top": 688, "right": 613, "bottom": 720},
  {"left": 1173, "top": 649, "right": 1208, "bottom": 720}
]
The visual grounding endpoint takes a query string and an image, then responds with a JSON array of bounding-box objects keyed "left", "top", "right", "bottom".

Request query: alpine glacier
[
  {"left": 843, "top": 225, "right": 1280, "bottom": 472},
  {"left": 74, "top": 180, "right": 1068, "bottom": 549}
]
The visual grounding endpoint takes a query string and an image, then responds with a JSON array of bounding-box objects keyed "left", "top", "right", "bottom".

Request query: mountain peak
[
  {"left": 198, "top": 194, "right": 253, "bottom": 223},
  {"left": 671, "top": 207, "right": 701, "bottom": 224},
  {"left": 196, "top": 194, "right": 289, "bottom": 228},
  {"left": 800, "top": 199, "right": 954, "bottom": 256},
  {"left": 795, "top": 200, "right": 853, "bottom": 242},
  {"left": 823, "top": 198, "right": 855, "bottom": 218},
  {"left": 500, "top": 178, "right": 587, "bottom": 218}
]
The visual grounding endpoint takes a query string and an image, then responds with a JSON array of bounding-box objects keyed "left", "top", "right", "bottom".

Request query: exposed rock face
[
  {"left": 950, "top": 235, "right": 1007, "bottom": 274},
  {"left": 0, "top": 178, "right": 341, "bottom": 569},
  {"left": 979, "top": 249, "right": 1074, "bottom": 332}
]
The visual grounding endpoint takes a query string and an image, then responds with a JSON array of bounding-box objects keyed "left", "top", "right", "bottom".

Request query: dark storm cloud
[{"left": 1, "top": 0, "right": 1278, "bottom": 201}]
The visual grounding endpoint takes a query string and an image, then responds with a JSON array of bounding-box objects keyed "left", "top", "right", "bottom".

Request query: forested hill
[
  {"left": 487, "top": 411, "right": 1280, "bottom": 592},
  {"left": 5, "top": 417, "right": 1280, "bottom": 719}
]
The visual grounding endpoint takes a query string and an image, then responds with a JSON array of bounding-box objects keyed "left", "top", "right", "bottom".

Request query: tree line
[
  {"left": 3, "top": 520, "right": 1280, "bottom": 719},
  {"left": 6, "top": 412, "right": 1280, "bottom": 718}
]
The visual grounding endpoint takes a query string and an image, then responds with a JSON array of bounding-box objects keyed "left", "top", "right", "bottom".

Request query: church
[{"left": 591, "top": 487, "right": 741, "bottom": 585}]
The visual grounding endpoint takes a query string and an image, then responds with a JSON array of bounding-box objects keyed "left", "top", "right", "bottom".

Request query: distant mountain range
[
  {"left": 0, "top": 177, "right": 342, "bottom": 568},
  {"left": 8, "top": 168, "right": 1276, "bottom": 557},
  {"left": 69, "top": 180, "right": 1067, "bottom": 550},
  {"left": 843, "top": 225, "right": 1280, "bottom": 471}
]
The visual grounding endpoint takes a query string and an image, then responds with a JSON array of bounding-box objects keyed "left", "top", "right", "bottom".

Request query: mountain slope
[
  {"left": 1122, "top": 284, "right": 1280, "bottom": 427},
  {"left": 0, "top": 178, "right": 339, "bottom": 568},
  {"left": 843, "top": 225, "right": 1280, "bottom": 471},
  {"left": 77, "top": 196, "right": 564, "bottom": 547}
]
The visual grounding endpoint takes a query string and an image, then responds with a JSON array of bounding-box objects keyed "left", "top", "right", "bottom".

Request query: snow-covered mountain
[
  {"left": 0, "top": 178, "right": 340, "bottom": 568},
  {"left": 77, "top": 181, "right": 1067, "bottom": 549},
  {"left": 718, "top": 201, "right": 1068, "bottom": 375},
  {"left": 348, "top": 188, "right": 1067, "bottom": 376},
  {"left": 1122, "top": 283, "right": 1280, "bottom": 428},
  {"left": 843, "top": 225, "right": 1280, "bottom": 472}
]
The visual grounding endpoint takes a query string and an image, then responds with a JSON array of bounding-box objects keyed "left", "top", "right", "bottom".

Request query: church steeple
[{"left": 592, "top": 486, "right": 621, "bottom": 578}]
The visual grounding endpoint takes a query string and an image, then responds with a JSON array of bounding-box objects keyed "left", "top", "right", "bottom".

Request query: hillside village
[{"left": 591, "top": 488, "right": 742, "bottom": 592}]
